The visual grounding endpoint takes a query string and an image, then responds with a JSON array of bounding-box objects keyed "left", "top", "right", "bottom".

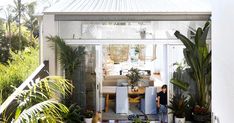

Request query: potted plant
[
  {"left": 168, "top": 94, "right": 189, "bottom": 123},
  {"left": 63, "top": 103, "right": 84, "bottom": 123},
  {"left": 83, "top": 110, "right": 94, "bottom": 123},
  {"left": 171, "top": 21, "right": 211, "bottom": 122},
  {"left": 139, "top": 28, "right": 146, "bottom": 39},
  {"left": 126, "top": 67, "right": 143, "bottom": 89}
]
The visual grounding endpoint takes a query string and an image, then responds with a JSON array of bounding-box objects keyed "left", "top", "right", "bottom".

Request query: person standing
[{"left": 157, "top": 84, "right": 168, "bottom": 123}]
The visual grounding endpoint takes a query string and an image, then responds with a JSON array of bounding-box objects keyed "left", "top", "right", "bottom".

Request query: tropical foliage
[
  {"left": 47, "top": 36, "right": 86, "bottom": 106},
  {"left": 168, "top": 94, "right": 189, "bottom": 118},
  {"left": 0, "top": 47, "right": 39, "bottom": 101},
  {"left": 83, "top": 110, "right": 94, "bottom": 118},
  {"left": 0, "top": 20, "right": 10, "bottom": 64},
  {"left": 1, "top": 76, "right": 73, "bottom": 123},
  {"left": 62, "top": 104, "right": 84, "bottom": 123},
  {"left": 0, "top": 22, "right": 38, "bottom": 64},
  {"left": 171, "top": 21, "right": 211, "bottom": 111},
  {"left": 46, "top": 36, "right": 86, "bottom": 80},
  {"left": 0, "top": 1, "right": 39, "bottom": 63},
  {"left": 126, "top": 67, "right": 143, "bottom": 85}
]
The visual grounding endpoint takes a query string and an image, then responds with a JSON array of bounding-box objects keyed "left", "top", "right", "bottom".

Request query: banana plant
[{"left": 171, "top": 21, "right": 211, "bottom": 108}]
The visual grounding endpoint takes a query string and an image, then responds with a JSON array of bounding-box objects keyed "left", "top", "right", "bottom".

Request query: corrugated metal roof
[{"left": 43, "top": 0, "right": 211, "bottom": 14}]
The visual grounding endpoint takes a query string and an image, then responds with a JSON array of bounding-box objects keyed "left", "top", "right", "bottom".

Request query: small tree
[{"left": 47, "top": 36, "right": 86, "bottom": 106}]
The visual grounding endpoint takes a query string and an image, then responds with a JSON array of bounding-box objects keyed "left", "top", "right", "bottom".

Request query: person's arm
[{"left": 157, "top": 95, "right": 160, "bottom": 108}]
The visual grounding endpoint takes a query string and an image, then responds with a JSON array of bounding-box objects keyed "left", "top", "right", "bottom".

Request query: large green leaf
[
  {"left": 199, "top": 21, "right": 210, "bottom": 47},
  {"left": 174, "top": 31, "right": 195, "bottom": 51},
  {"left": 170, "top": 79, "right": 189, "bottom": 91},
  {"left": 2, "top": 76, "right": 73, "bottom": 123},
  {"left": 195, "top": 28, "right": 203, "bottom": 46},
  {"left": 14, "top": 100, "right": 68, "bottom": 123}
]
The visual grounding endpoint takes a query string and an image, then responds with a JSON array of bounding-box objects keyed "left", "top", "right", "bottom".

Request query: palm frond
[
  {"left": 46, "top": 36, "right": 86, "bottom": 79},
  {"left": 3, "top": 76, "right": 73, "bottom": 123},
  {"left": 14, "top": 100, "right": 68, "bottom": 123}
]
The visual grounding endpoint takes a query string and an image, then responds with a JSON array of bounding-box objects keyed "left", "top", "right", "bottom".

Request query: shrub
[{"left": 0, "top": 47, "right": 39, "bottom": 101}]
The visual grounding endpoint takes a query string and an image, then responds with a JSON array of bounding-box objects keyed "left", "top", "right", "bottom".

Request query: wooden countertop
[{"left": 102, "top": 86, "right": 146, "bottom": 95}]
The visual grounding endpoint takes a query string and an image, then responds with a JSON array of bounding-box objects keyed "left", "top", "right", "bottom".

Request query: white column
[
  {"left": 42, "top": 14, "right": 56, "bottom": 75},
  {"left": 95, "top": 45, "right": 103, "bottom": 111},
  {"left": 37, "top": 16, "right": 43, "bottom": 64},
  {"left": 161, "top": 44, "right": 168, "bottom": 84},
  {"left": 212, "top": 0, "right": 234, "bottom": 122}
]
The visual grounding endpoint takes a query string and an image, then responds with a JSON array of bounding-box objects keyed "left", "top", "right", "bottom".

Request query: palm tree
[
  {"left": 47, "top": 36, "right": 86, "bottom": 80},
  {"left": 24, "top": 1, "right": 38, "bottom": 46},
  {"left": 0, "top": 6, "right": 13, "bottom": 47},
  {"left": 47, "top": 36, "right": 86, "bottom": 106},
  {"left": 12, "top": 0, "right": 26, "bottom": 51},
  {"left": 1, "top": 76, "right": 73, "bottom": 123}
]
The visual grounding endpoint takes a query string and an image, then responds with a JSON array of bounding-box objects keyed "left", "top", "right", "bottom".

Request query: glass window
[{"left": 58, "top": 21, "right": 210, "bottom": 40}]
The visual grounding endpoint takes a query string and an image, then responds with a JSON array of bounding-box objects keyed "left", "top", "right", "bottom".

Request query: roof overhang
[
  {"left": 40, "top": 0, "right": 211, "bottom": 21},
  {"left": 51, "top": 12, "right": 211, "bottom": 21}
]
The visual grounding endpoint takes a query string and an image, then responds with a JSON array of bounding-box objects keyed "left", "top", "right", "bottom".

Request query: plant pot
[
  {"left": 84, "top": 118, "right": 92, "bottom": 123},
  {"left": 193, "top": 113, "right": 211, "bottom": 122},
  {"left": 175, "top": 117, "right": 185, "bottom": 123},
  {"left": 140, "top": 31, "right": 146, "bottom": 39}
]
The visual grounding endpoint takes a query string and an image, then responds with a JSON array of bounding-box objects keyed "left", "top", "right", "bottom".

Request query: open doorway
[{"left": 100, "top": 43, "right": 185, "bottom": 121}]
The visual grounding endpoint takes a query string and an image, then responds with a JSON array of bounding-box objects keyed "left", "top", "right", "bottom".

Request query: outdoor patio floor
[{"left": 102, "top": 100, "right": 159, "bottom": 122}]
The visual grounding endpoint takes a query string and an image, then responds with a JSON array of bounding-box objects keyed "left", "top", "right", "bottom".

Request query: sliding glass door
[{"left": 71, "top": 44, "right": 102, "bottom": 111}]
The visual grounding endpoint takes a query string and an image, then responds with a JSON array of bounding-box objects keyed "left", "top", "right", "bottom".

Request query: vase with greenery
[
  {"left": 171, "top": 21, "right": 211, "bottom": 121},
  {"left": 168, "top": 94, "right": 189, "bottom": 123},
  {"left": 126, "top": 67, "right": 143, "bottom": 88}
]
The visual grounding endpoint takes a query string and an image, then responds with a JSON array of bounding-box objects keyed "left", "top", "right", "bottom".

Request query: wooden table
[{"left": 102, "top": 86, "right": 146, "bottom": 112}]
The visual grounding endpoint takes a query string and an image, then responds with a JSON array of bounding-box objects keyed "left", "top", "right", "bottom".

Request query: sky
[
  {"left": 0, "top": 0, "right": 34, "bottom": 6},
  {"left": 0, "top": 0, "right": 13, "bottom": 7}
]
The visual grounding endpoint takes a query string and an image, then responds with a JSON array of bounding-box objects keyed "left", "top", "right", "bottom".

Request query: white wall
[
  {"left": 212, "top": 0, "right": 234, "bottom": 122},
  {"left": 59, "top": 21, "right": 82, "bottom": 39}
]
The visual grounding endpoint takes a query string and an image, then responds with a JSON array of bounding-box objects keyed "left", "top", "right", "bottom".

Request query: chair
[
  {"left": 116, "top": 87, "right": 129, "bottom": 114},
  {"left": 140, "top": 87, "right": 157, "bottom": 114}
]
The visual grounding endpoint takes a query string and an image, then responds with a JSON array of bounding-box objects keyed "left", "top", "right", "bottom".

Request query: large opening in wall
[{"left": 57, "top": 20, "right": 211, "bottom": 121}]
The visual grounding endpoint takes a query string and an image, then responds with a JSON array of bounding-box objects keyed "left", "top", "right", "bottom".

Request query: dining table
[{"left": 102, "top": 86, "right": 146, "bottom": 112}]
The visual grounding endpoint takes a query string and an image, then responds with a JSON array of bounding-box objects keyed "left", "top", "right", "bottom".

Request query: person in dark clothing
[{"left": 157, "top": 84, "right": 168, "bottom": 123}]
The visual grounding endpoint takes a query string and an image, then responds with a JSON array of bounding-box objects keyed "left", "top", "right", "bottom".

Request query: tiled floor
[{"left": 102, "top": 101, "right": 159, "bottom": 122}]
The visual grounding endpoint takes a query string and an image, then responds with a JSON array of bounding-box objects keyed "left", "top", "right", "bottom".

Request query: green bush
[{"left": 0, "top": 47, "right": 39, "bottom": 101}]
